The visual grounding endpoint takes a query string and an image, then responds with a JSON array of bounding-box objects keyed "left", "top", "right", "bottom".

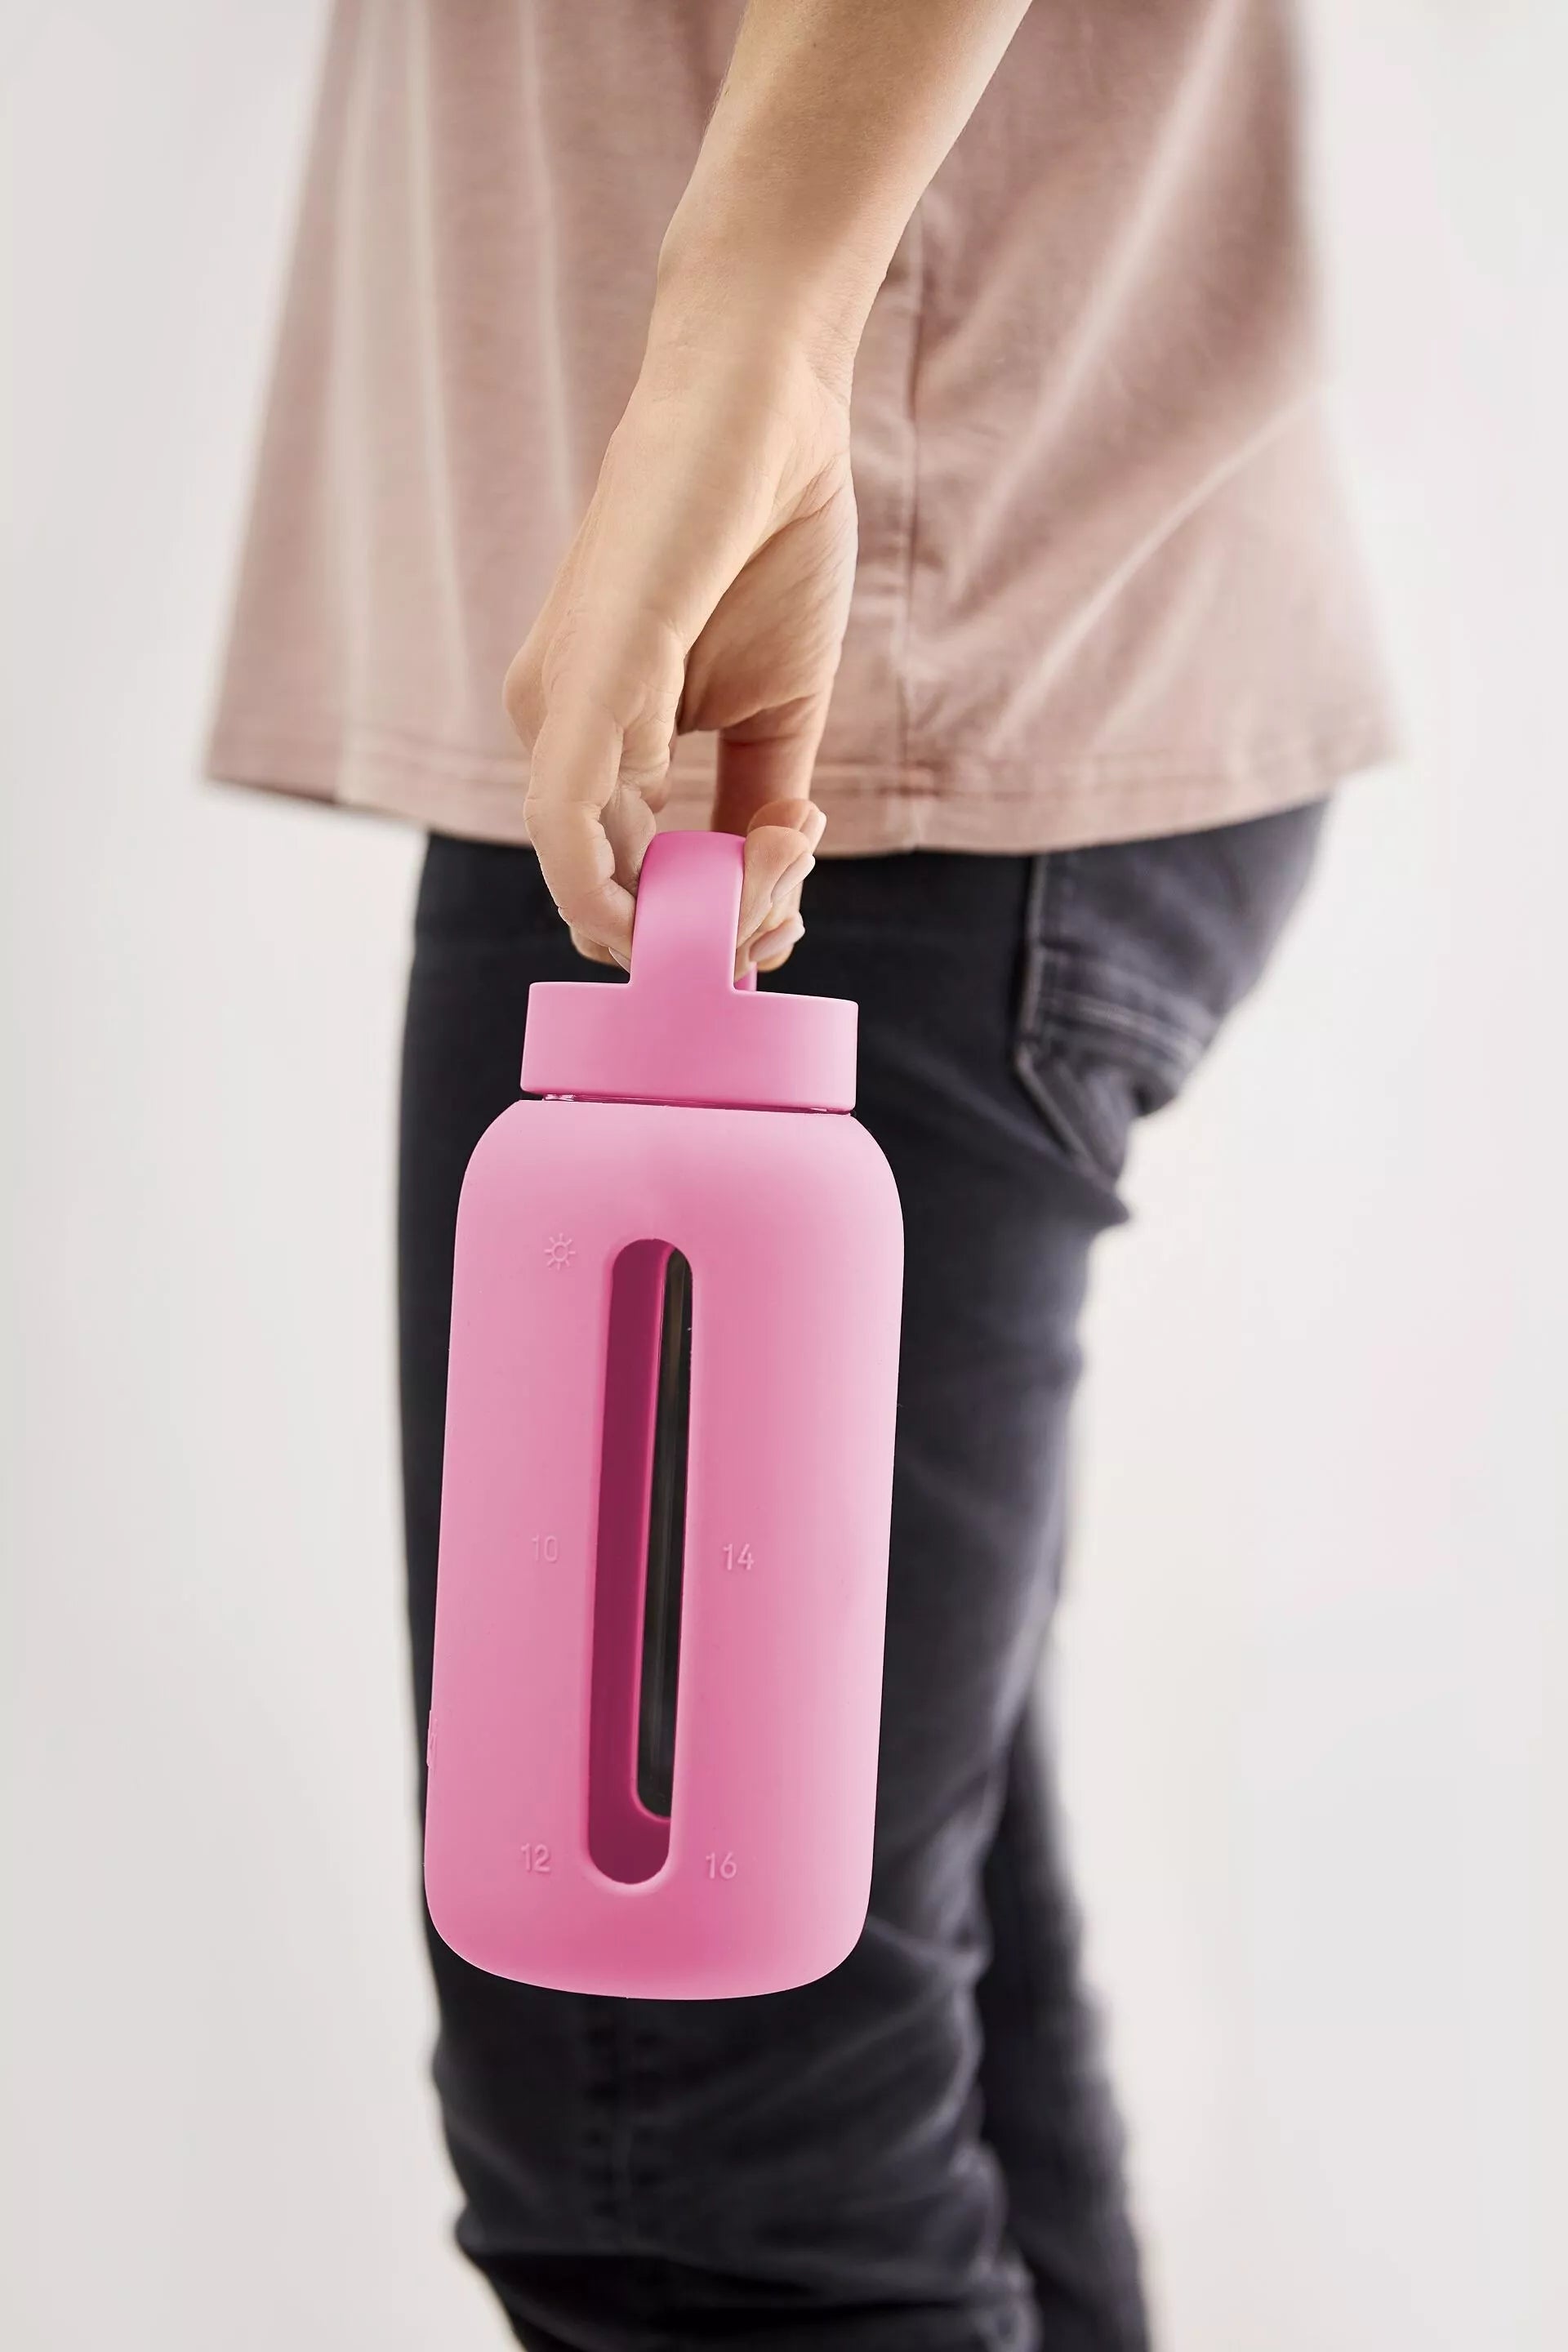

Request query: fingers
[
  {"left": 515, "top": 643, "right": 826, "bottom": 979},
  {"left": 711, "top": 693, "right": 831, "bottom": 975},
  {"left": 568, "top": 925, "right": 626, "bottom": 969},
  {"left": 711, "top": 688, "right": 831, "bottom": 839},
  {"left": 748, "top": 912, "right": 806, "bottom": 973},
  {"left": 733, "top": 797, "right": 826, "bottom": 978}
]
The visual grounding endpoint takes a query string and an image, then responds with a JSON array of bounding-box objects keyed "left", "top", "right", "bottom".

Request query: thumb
[{"left": 516, "top": 608, "right": 684, "bottom": 963}]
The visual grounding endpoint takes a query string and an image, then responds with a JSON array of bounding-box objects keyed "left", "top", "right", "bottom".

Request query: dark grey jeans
[{"left": 399, "top": 803, "right": 1325, "bottom": 2351}]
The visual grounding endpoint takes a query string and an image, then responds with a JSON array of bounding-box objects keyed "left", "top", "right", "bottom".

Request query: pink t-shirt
[{"left": 207, "top": 0, "right": 1393, "bottom": 855}]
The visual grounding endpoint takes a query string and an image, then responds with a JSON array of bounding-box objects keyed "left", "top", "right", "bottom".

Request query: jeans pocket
[
  {"left": 1013, "top": 891, "right": 1206, "bottom": 1192},
  {"left": 1012, "top": 802, "right": 1326, "bottom": 1191}
]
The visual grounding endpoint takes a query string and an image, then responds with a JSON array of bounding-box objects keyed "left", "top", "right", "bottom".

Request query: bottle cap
[{"left": 520, "top": 831, "right": 858, "bottom": 1111}]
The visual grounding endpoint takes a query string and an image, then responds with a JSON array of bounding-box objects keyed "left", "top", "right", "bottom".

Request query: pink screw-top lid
[{"left": 520, "top": 830, "right": 858, "bottom": 1112}]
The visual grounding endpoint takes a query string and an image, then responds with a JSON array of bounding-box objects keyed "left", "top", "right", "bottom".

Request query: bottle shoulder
[{"left": 462, "top": 1097, "right": 900, "bottom": 1228}]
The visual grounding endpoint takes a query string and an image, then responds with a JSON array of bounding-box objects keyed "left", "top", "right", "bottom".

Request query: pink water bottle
[{"left": 424, "top": 830, "right": 903, "bottom": 1998}]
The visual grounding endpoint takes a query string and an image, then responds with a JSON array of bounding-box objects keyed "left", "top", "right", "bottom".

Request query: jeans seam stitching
[
  {"left": 1013, "top": 856, "right": 1111, "bottom": 1177},
  {"left": 1042, "top": 989, "right": 1205, "bottom": 1076}
]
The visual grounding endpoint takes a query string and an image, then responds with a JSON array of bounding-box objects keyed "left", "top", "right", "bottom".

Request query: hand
[
  {"left": 504, "top": 327, "right": 856, "bottom": 978},
  {"left": 505, "top": 0, "right": 1032, "bottom": 973}
]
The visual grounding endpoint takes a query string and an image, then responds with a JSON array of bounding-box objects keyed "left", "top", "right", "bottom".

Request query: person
[{"left": 209, "top": 4, "right": 1392, "bottom": 2344}]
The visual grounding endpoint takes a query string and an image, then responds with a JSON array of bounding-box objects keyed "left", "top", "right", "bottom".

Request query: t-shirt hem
[{"left": 206, "top": 710, "right": 1397, "bottom": 858}]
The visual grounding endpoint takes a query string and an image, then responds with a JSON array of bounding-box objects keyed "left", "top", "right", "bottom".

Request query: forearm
[
  {"left": 653, "top": 0, "right": 1031, "bottom": 384},
  {"left": 511, "top": 1, "right": 1030, "bottom": 960}
]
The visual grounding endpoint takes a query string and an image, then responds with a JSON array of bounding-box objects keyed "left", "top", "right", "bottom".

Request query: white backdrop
[{"left": 4, "top": 6, "right": 1564, "bottom": 2349}]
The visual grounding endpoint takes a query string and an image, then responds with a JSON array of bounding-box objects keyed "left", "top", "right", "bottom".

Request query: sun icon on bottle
[{"left": 544, "top": 1232, "right": 576, "bottom": 1269}]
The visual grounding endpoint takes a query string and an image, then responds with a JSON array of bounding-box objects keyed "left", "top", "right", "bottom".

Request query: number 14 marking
[{"left": 722, "top": 1543, "right": 755, "bottom": 1572}]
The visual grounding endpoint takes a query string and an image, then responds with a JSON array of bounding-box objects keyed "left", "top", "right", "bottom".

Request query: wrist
[{"left": 651, "top": 211, "right": 875, "bottom": 407}]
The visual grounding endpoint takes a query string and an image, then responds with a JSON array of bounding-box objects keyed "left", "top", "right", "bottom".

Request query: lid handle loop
[{"left": 628, "top": 831, "right": 755, "bottom": 1000}]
